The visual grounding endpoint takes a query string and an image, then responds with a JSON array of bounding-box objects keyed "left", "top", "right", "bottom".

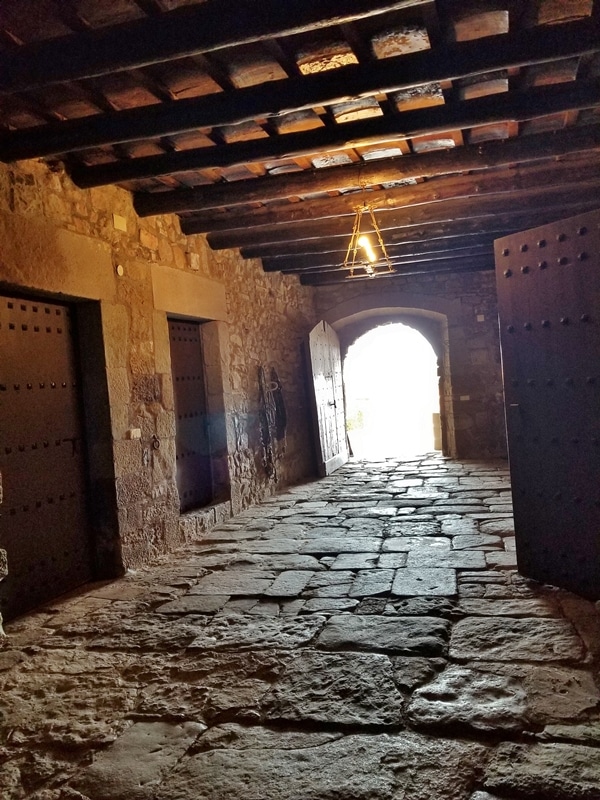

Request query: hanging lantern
[{"left": 343, "top": 202, "right": 394, "bottom": 278}]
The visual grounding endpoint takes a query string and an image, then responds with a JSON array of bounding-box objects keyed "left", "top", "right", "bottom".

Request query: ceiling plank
[
  {"left": 202, "top": 185, "right": 600, "bottom": 249},
  {"left": 148, "top": 122, "right": 600, "bottom": 219},
  {"left": 0, "top": 0, "right": 429, "bottom": 94},
  {"left": 71, "top": 80, "right": 600, "bottom": 188},
  {"left": 1, "top": 17, "right": 598, "bottom": 161}
]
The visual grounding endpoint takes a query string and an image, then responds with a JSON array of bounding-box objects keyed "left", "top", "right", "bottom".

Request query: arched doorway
[{"left": 343, "top": 323, "right": 440, "bottom": 459}]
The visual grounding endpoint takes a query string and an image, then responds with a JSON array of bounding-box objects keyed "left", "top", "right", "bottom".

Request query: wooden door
[
  {"left": 168, "top": 319, "right": 213, "bottom": 512},
  {"left": 308, "top": 321, "right": 348, "bottom": 476},
  {"left": 0, "top": 295, "right": 93, "bottom": 619},
  {"left": 494, "top": 210, "right": 600, "bottom": 600}
]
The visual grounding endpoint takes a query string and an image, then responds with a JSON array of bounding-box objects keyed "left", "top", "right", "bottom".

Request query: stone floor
[{"left": 1, "top": 454, "right": 600, "bottom": 800}]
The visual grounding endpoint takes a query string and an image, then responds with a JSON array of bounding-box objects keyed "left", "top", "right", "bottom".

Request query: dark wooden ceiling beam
[
  {"left": 250, "top": 203, "right": 598, "bottom": 268},
  {"left": 0, "top": 0, "right": 428, "bottom": 94},
  {"left": 70, "top": 80, "right": 600, "bottom": 188},
  {"left": 214, "top": 156, "right": 600, "bottom": 233},
  {"left": 243, "top": 231, "right": 501, "bottom": 260},
  {"left": 203, "top": 184, "right": 600, "bottom": 249},
  {"left": 263, "top": 244, "right": 492, "bottom": 273},
  {"left": 1, "top": 18, "right": 598, "bottom": 162},
  {"left": 300, "top": 259, "right": 495, "bottom": 286},
  {"left": 180, "top": 159, "right": 600, "bottom": 242},
  {"left": 134, "top": 115, "right": 600, "bottom": 217}
]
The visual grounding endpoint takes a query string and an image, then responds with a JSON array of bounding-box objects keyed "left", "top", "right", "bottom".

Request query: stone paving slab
[
  {"left": 406, "top": 550, "right": 487, "bottom": 569},
  {"left": 450, "top": 617, "right": 585, "bottom": 662},
  {"left": 265, "top": 570, "right": 314, "bottom": 597},
  {"left": 392, "top": 568, "right": 458, "bottom": 597},
  {"left": 462, "top": 662, "right": 600, "bottom": 725},
  {"left": 378, "top": 552, "right": 409, "bottom": 569},
  {"left": 317, "top": 614, "right": 450, "bottom": 655},
  {"left": 349, "top": 568, "right": 395, "bottom": 597},
  {"left": 187, "top": 571, "right": 275, "bottom": 596},
  {"left": 329, "top": 552, "right": 379, "bottom": 570},
  {"left": 260, "top": 651, "right": 404, "bottom": 726},
  {"left": 407, "top": 666, "right": 530, "bottom": 734},
  {"left": 387, "top": 520, "right": 441, "bottom": 536},
  {"left": 72, "top": 721, "right": 205, "bottom": 800},
  {"left": 382, "top": 536, "right": 451, "bottom": 552},
  {"left": 157, "top": 595, "right": 231, "bottom": 615},
  {"left": 457, "top": 598, "right": 557, "bottom": 617},
  {"left": 484, "top": 742, "right": 600, "bottom": 799},
  {"left": 188, "top": 615, "right": 326, "bottom": 651},
  {"left": 160, "top": 726, "right": 487, "bottom": 800},
  {"left": 300, "top": 537, "right": 382, "bottom": 554}
]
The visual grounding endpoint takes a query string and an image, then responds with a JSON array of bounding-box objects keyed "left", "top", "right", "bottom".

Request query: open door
[
  {"left": 308, "top": 321, "right": 348, "bottom": 476},
  {"left": 494, "top": 210, "right": 600, "bottom": 600}
]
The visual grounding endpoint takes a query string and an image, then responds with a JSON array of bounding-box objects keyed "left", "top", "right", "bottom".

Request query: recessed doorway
[{"left": 343, "top": 323, "right": 440, "bottom": 459}]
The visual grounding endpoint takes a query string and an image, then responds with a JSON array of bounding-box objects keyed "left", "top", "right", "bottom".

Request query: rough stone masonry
[{"left": 1, "top": 454, "right": 599, "bottom": 799}]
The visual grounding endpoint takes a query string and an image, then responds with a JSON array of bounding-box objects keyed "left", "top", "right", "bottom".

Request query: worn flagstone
[
  {"left": 188, "top": 615, "right": 326, "bottom": 651},
  {"left": 261, "top": 651, "right": 404, "bottom": 726},
  {"left": 450, "top": 617, "right": 585, "bottom": 662},
  {"left": 484, "top": 742, "right": 600, "bottom": 799},
  {"left": 188, "top": 571, "right": 275, "bottom": 596},
  {"left": 157, "top": 595, "right": 230, "bottom": 615},
  {"left": 406, "top": 666, "right": 530, "bottom": 733},
  {"left": 457, "top": 598, "right": 557, "bottom": 617},
  {"left": 349, "top": 568, "right": 395, "bottom": 597},
  {"left": 317, "top": 614, "right": 450, "bottom": 655},
  {"left": 392, "top": 568, "right": 458, "bottom": 597},
  {"left": 329, "top": 552, "right": 379, "bottom": 570},
  {"left": 300, "top": 537, "right": 382, "bottom": 554},
  {"left": 406, "top": 550, "right": 487, "bottom": 569},
  {"left": 161, "top": 726, "right": 488, "bottom": 800},
  {"left": 73, "top": 721, "right": 205, "bottom": 800},
  {"left": 265, "top": 570, "right": 315, "bottom": 597}
]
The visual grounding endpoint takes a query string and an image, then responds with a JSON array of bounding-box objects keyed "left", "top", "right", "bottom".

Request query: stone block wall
[
  {"left": 0, "top": 159, "right": 318, "bottom": 574},
  {"left": 313, "top": 270, "right": 507, "bottom": 459}
]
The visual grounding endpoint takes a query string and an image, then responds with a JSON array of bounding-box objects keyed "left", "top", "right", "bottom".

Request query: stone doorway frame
[{"left": 322, "top": 292, "right": 463, "bottom": 458}]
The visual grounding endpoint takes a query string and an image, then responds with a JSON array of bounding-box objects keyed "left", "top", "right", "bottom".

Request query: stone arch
[{"left": 322, "top": 291, "right": 466, "bottom": 457}]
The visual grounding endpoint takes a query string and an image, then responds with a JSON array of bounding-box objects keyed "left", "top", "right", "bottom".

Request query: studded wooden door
[
  {"left": 168, "top": 319, "right": 213, "bottom": 512},
  {"left": 0, "top": 296, "right": 93, "bottom": 620},
  {"left": 495, "top": 209, "right": 600, "bottom": 600},
  {"left": 308, "top": 320, "right": 348, "bottom": 476}
]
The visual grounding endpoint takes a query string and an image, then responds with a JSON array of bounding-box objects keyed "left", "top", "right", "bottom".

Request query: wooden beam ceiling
[
  {"left": 203, "top": 186, "right": 600, "bottom": 249},
  {"left": 0, "top": 0, "right": 598, "bottom": 284},
  {"left": 74, "top": 81, "right": 600, "bottom": 189},
  {"left": 0, "top": 0, "right": 429, "bottom": 93},
  {"left": 0, "top": 17, "right": 598, "bottom": 161},
  {"left": 136, "top": 123, "right": 600, "bottom": 218}
]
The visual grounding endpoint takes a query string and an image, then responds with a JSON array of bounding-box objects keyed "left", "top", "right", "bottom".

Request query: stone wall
[
  {"left": 313, "top": 270, "right": 507, "bottom": 459},
  {"left": 0, "top": 159, "right": 318, "bottom": 575},
  {"left": 0, "top": 156, "right": 508, "bottom": 599}
]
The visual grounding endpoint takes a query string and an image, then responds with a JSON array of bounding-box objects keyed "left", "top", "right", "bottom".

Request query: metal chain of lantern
[{"left": 343, "top": 200, "right": 394, "bottom": 278}]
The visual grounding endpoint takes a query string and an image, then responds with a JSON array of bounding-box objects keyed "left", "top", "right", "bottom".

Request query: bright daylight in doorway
[{"left": 344, "top": 323, "right": 440, "bottom": 459}]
